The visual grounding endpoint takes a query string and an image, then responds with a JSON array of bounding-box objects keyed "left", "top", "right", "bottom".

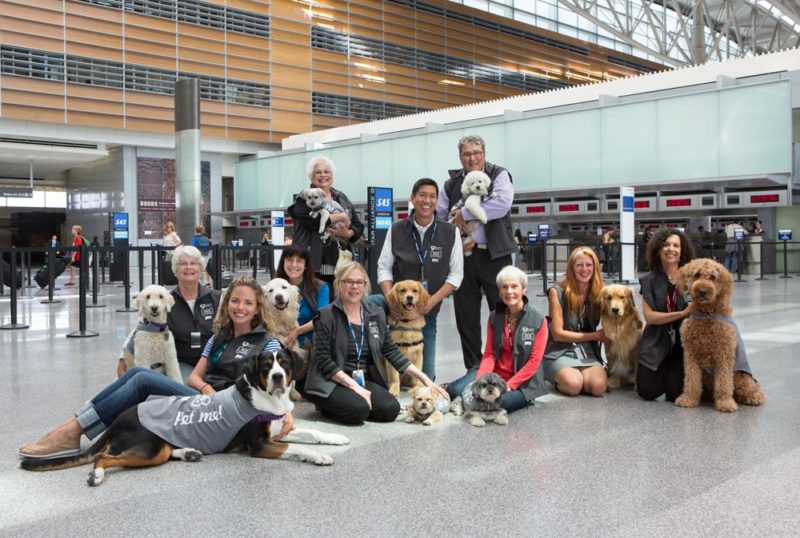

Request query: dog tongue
[
  {"left": 275, "top": 302, "right": 287, "bottom": 311},
  {"left": 404, "top": 304, "right": 415, "bottom": 311}
]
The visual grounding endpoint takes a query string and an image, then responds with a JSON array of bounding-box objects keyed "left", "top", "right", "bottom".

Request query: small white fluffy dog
[
  {"left": 449, "top": 170, "right": 496, "bottom": 254},
  {"left": 263, "top": 278, "right": 308, "bottom": 400},
  {"left": 299, "top": 187, "right": 348, "bottom": 241},
  {"left": 121, "top": 284, "right": 181, "bottom": 382}
]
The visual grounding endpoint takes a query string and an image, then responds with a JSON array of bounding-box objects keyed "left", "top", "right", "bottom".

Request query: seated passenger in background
[
  {"left": 303, "top": 261, "right": 447, "bottom": 425},
  {"left": 276, "top": 244, "right": 330, "bottom": 349},
  {"left": 542, "top": 247, "right": 607, "bottom": 396},
  {"left": 445, "top": 266, "right": 549, "bottom": 412}
]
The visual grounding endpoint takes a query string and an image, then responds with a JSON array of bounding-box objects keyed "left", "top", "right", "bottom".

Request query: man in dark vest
[
  {"left": 374, "top": 178, "right": 463, "bottom": 381},
  {"left": 437, "top": 134, "right": 517, "bottom": 370}
]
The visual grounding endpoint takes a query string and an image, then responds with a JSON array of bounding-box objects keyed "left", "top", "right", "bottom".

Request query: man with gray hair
[{"left": 437, "top": 135, "right": 517, "bottom": 370}]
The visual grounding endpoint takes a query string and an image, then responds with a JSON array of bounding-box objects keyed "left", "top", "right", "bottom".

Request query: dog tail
[{"left": 20, "top": 432, "right": 109, "bottom": 472}]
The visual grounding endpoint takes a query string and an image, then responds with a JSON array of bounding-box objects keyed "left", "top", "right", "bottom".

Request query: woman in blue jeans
[{"left": 19, "top": 276, "right": 283, "bottom": 459}]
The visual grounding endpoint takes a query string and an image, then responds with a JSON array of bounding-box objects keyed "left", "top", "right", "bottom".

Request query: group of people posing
[{"left": 19, "top": 134, "right": 752, "bottom": 461}]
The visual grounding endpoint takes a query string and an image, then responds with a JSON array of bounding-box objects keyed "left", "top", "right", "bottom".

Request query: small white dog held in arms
[
  {"left": 449, "top": 170, "right": 496, "bottom": 254},
  {"left": 122, "top": 284, "right": 181, "bottom": 382},
  {"left": 299, "top": 187, "right": 348, "bottom": 242}
]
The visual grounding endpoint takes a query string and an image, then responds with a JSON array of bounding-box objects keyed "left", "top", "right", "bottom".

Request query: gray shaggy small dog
[{"left": 450, "top": 373, "right": 508, "bottom": 427}]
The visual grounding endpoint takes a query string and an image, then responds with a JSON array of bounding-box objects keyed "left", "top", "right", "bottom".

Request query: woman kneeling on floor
[
  {"left": 303, "top": 261, "right": 448, "bottom": 425},
  {"left": 19, "top": 276, "right": 287, "bottom": 459},
  {"left": 445, "top": 266, "right": 549, "bottom": 411}
]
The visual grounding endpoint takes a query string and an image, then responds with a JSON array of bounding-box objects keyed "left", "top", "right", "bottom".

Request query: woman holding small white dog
[
  {"left": 287, "top": 156, "right": 364, "bottom": 285},
  {"left": 275, "top": 244, "right": 330, "bottom": 348},
  {"left": 542, "top": 247, "right": 608, "bottom": 396},
  {"left": 445, "top": 266, "right": 549, "bottom": 411},
  {"left": 304, "top": 261, "right": 447, "bottom": 425},
  {"left": 19, "top": 276, "right": 287, "bottom": 459}
]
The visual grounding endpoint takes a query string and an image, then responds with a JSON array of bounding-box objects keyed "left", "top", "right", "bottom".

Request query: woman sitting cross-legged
[
  {"left": 445, "top": 266, "right": 549, "bottom": 412},
  {"left": 303, "top": 261, "right": 448, "bottom": 425},
  {"left": 19, "top": 276, "right": 287, "bottom": 459}
]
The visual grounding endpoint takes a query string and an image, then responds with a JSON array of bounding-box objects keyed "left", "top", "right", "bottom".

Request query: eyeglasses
[
  {"left": 342, "top": 279, "right": 367, "bottom": 287},
  {"left": 460, "top": 150, "right": 484, "bottom": 159},
  {"left": 177, "top": 261, "right": 201, "bottom": 267}
]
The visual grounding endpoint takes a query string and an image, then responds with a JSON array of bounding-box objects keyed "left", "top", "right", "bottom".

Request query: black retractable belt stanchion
[
  {"left": 156, "top": 245, "right": 164, "bottom": 285},
  {"left": 755, "top": 241, "right": 768, "bottom": 281},
  {"left": 117, "top": 245, "right": 137, "bottom": 313},
  {"left": 538, "top": 240, "right": 548, "bottom": 297},
  {"left": 41, "top": 247, "right": 61, "bottom": 304},
  {"left": 735, "top": 241, "right": 745, "bottom": 282},
  {"left": 67, "top": 244, "right": 98, "bottom": 337},
  {"left": 150, "top": 247, "right": 157, "bottom": 287},
  {"left": 213, "top": 244, "right": 222, "bottom": 291},
  {"left": 1, "top": 248, "right": 29, "bottom": 330},
  {"left": 87, "top": 247, "right": 105, "bottom": 308},
  {"left": 138, "top": 248, "right": 145, "bottom": 292},
  {"left": 251, "top": 246, "right": 258, "bottom": 280},
  {"left": 268, "top": 243, "right": 275, "bottom": 279},
  {"left": 24, "top": 250, "right": 35, "bottom": 289},
  {"left": 780, "top": 240, "right": 792, "bottom": 279}
]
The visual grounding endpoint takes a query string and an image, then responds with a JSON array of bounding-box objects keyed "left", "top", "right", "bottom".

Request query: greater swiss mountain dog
[{"left": 21, "top": 349, "right": 349, "bottom": 486}]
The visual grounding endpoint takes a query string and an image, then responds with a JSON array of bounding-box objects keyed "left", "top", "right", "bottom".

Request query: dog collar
[
  {"left": 396, "top": 339, "right": 424, "bottom": 347},
  {"left": 137, "top": 320, "right": 169, "bottom": 332},
  {"left": 253, "top": 413, "right": 284, "bottom": 422}
]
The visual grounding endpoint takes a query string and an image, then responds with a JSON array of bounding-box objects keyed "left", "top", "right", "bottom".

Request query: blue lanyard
[
  {"left": 347, "top": 305, "right": 365, "bottom": 368},
  {"left": 411, "top": 222, "right": 437, "bottom": 267}
]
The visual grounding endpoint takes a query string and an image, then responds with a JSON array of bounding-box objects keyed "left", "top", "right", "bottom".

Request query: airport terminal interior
[{"left": 2, "top": 0, "right": 800, "bottom": 536}]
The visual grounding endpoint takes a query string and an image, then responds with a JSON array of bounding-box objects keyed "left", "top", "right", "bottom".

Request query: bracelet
[{"left": 199, "top": 383, "right": 209, "bottom": 392}]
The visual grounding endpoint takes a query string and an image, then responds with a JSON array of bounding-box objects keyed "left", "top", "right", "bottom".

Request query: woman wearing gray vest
[
  {"left": 20, "top": 276, "right": 285, "bottom": 459},
  {"left": 445, "top": 266, "right": 549, "bottom": 411},
  {"left": 287, "top": 156, "right": 364, "bottom": 285},
  {"left": 542, "top": 247, "right": 608, "bottom": 396}
]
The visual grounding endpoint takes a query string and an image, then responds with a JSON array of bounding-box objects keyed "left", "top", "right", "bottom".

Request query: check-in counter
[{"left": 742, "top": 235, "right": 763, "bottom": 275}]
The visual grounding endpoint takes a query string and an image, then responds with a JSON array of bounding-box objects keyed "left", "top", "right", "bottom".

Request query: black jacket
[
  {"left": 304, "top": 298, "right": 411, "bottom": 398},
  {"left": 168, "top": 284, "right": 221, "bottom": 367}
]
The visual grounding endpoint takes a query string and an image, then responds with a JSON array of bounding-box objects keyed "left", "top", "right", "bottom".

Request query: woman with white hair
[
  {"left": 287, "top": 156, "right": 364, "bottom": 284},
  {"left": 444, "top": 265, "right": 549, "bottom": 412}
]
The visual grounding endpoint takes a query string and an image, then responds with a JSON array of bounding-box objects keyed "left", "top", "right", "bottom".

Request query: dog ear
[
  {"left": 165, "top": 292, "right": 175, "bottom": 311},
  {"left": 677, "top": 264, "right": 691, "bottom": 295},
  {"left": 626, "top": 288, "right": 636, "bottom": 312},
  {"left": 286, "top": 347, "right": 307, "bottom": 382},
  {"left": 417, "top": 282, "right": 430, "bottom": 307}
]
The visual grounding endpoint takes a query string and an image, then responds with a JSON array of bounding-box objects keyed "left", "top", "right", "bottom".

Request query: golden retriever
[
  {"left": 381, "top": 279, "right": 429, "bottom": 396},
  {"left": 599, "top": 284, "right": 643, "bottom": 390},
  {"left": 676, "top": 258, "right": 765, "bottom": 412}
]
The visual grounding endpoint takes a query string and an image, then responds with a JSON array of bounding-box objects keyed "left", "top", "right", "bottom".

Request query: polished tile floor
[{"left": 0, "top": 270, "right": 798, "bottom": 537}]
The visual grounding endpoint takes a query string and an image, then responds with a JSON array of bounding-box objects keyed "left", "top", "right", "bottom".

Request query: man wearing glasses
[
  {"left": 437, "top": 134, "right": 516, "bottom": 370},
  {"left": 374, "top": 178, "right": 464, "bottom": 381}
]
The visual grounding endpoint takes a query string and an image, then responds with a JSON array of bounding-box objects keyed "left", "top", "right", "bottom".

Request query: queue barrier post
[
  {"left": 735, "top": 240, "right": 746, "bottom": 282},
  {"left": 41, "top": 247, "right": 61, "bottom": 304},
  {"left": 67, "top": 244, "right": 99, "bottom": 337},
  {"left": 138, "top": 248, "right": 145, "bottom": 292},
  {"left": 755, "top": 241, "right": 768, "bottom": 281},
  {"left": 116, "top": 244, "right": 136, "bottom": 313},
  {"left": 87, "top": 246, "right": 105, "bottom": 308},
  {"left": 1, "top": 247, "right": 29, "bottom": 330},
  {"left": 780, "top": 239, "right": 792, "bottom": 279}
]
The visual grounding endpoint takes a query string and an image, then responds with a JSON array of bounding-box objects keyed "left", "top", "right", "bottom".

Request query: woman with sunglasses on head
[{"left": 304, "top": 261, "right": 448, "bottom": 425}]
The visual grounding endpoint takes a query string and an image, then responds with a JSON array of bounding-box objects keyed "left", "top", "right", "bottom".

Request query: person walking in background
[
  {"left": 724, "top": 220, "right": 747, "bottom": 274},
  {"left": 66, "top": 225, "right": 88, "bottom": 287},
  {"left": 162, "top": 221, "right": 181, "bottom": 261},
  {"left": 190, "top": 224, "right": 212, "bottom": 286},
  {"left": 437, "top": 134, "right": 516, "bottom": 370}
]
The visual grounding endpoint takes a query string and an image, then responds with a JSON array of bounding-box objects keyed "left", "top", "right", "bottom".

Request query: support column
[{"left": 175, "top": 79, "right": 201, "bottom": 244}]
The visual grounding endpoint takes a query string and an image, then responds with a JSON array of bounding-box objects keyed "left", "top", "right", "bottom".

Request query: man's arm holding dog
[{"left": 421, "top": 226, "right": 463, "bottom": 315}]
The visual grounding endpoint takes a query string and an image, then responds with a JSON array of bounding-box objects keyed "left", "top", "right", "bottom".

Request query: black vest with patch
[
  {"left": 390, "top": 215, "right": 456, "bottom": 316},
  {"left": 205, "top": 325, "right": 273, "bottom": 390},
  {"left": 444, "top": 161, "right": 518, "bottom": 260},
  {"left": 489, "top": 299, "right": 548, "bottom": 402}
]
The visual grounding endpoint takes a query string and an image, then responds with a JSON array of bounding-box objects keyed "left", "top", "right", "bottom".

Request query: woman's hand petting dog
[{"left": 272, "top": 412, "right": 294, "bottom": 441}]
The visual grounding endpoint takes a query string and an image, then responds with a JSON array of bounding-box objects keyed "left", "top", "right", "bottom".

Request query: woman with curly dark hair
[{"left": 637, "top": 228, "right": 695, "bottom": 402}]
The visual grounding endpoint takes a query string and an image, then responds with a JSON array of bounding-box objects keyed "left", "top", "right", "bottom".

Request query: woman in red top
[
  {"left": 66, "top": 224, "right": 85, "bottom": 286},
  {"left": 444, "top": 266, "right": 549, "bottom": 412}
]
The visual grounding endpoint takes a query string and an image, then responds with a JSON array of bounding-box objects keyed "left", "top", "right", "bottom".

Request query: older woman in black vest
[
  {"left": 445, "top": 266, "right": 549, "bottom": 411},
  {"left": 287, "top": 156, "right": 364, "bottom": 285},
  {"left": 304, "top": 261, "right": 448, "bottom": 425}
]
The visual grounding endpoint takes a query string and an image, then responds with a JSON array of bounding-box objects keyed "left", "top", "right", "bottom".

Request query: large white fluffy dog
[
  {"left": 263, "top": 278, "right": 308, "bottom": 400},
  {"left": 449, "top": 170, "right": 496, "bottom": 254},
  {"left": 122, "top": 284, "right": 181, "bottom": 383},
  {"left": 299, "top": 187, "right": 347, "bottom": 242}
]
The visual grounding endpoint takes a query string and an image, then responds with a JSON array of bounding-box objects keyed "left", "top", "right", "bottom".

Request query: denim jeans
[
  {"left": 75, "top": 367, "right": 196, "bottom": 439},
  {"left": 724, "top": 250, "right": 739, "bottom": 274},
  {"left": 445, "top": 369, "right": 529, "bottom": 413},
  {"left": 366, "top": 293, "right": 438, "bottom": 380}
]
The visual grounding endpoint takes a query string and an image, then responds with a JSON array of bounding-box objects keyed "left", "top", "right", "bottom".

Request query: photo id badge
[
  {"left": 421, "top": 279, "right": 429, "bottom": 291},
  {"left": 352, "top": 369, "right": 365, "bottom": 387},
  {"left": 573, "top": 343, "right": 588, "bottom": 361},
  {"left": 669, "top": 327, "right": 676, "bottom": 348},
  {"left": 190, "top": 331, "right": 202, "bottom": 349}
]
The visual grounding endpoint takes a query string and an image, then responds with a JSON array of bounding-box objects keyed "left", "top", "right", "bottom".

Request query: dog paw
[
  {"left": 675, "top": 394, "right": 700, "bottom": 408},
  {"left": 467, "top": 417, "right": 486, "bottom": 427},
  {"left": 405, "top": 416, "right": 415, "bottom": 424},
  {"left": 494, "top": 414, "right": 508, "bottom": 426},
  {"left": 321, "top": 433, "right": 350, "bottom": 446},
  {"left": 87, "top": 468, "right": 104, "bottom": 487},
  {"left": 606, "top": 377, "right": 621, "bottom": 391},
  {"left": 715, "top": 398, "right": 738, "bottom": 413},
  {"left": 312, "top": 453, "right": 334, "bottom": 466},
  {"left": 184, "top": 449, "right": 203, "bottom": 462},
  {"left": 738, "top": 391, "right": 766, "bottom": 406}
]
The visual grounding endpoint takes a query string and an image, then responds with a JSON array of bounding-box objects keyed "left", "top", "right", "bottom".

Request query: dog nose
[
  {"left": 611, "top": 307, "right": 620, "bottom": 315},
  {"left": 271, "top": 372, "right": 284, "bottom": 383}
]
